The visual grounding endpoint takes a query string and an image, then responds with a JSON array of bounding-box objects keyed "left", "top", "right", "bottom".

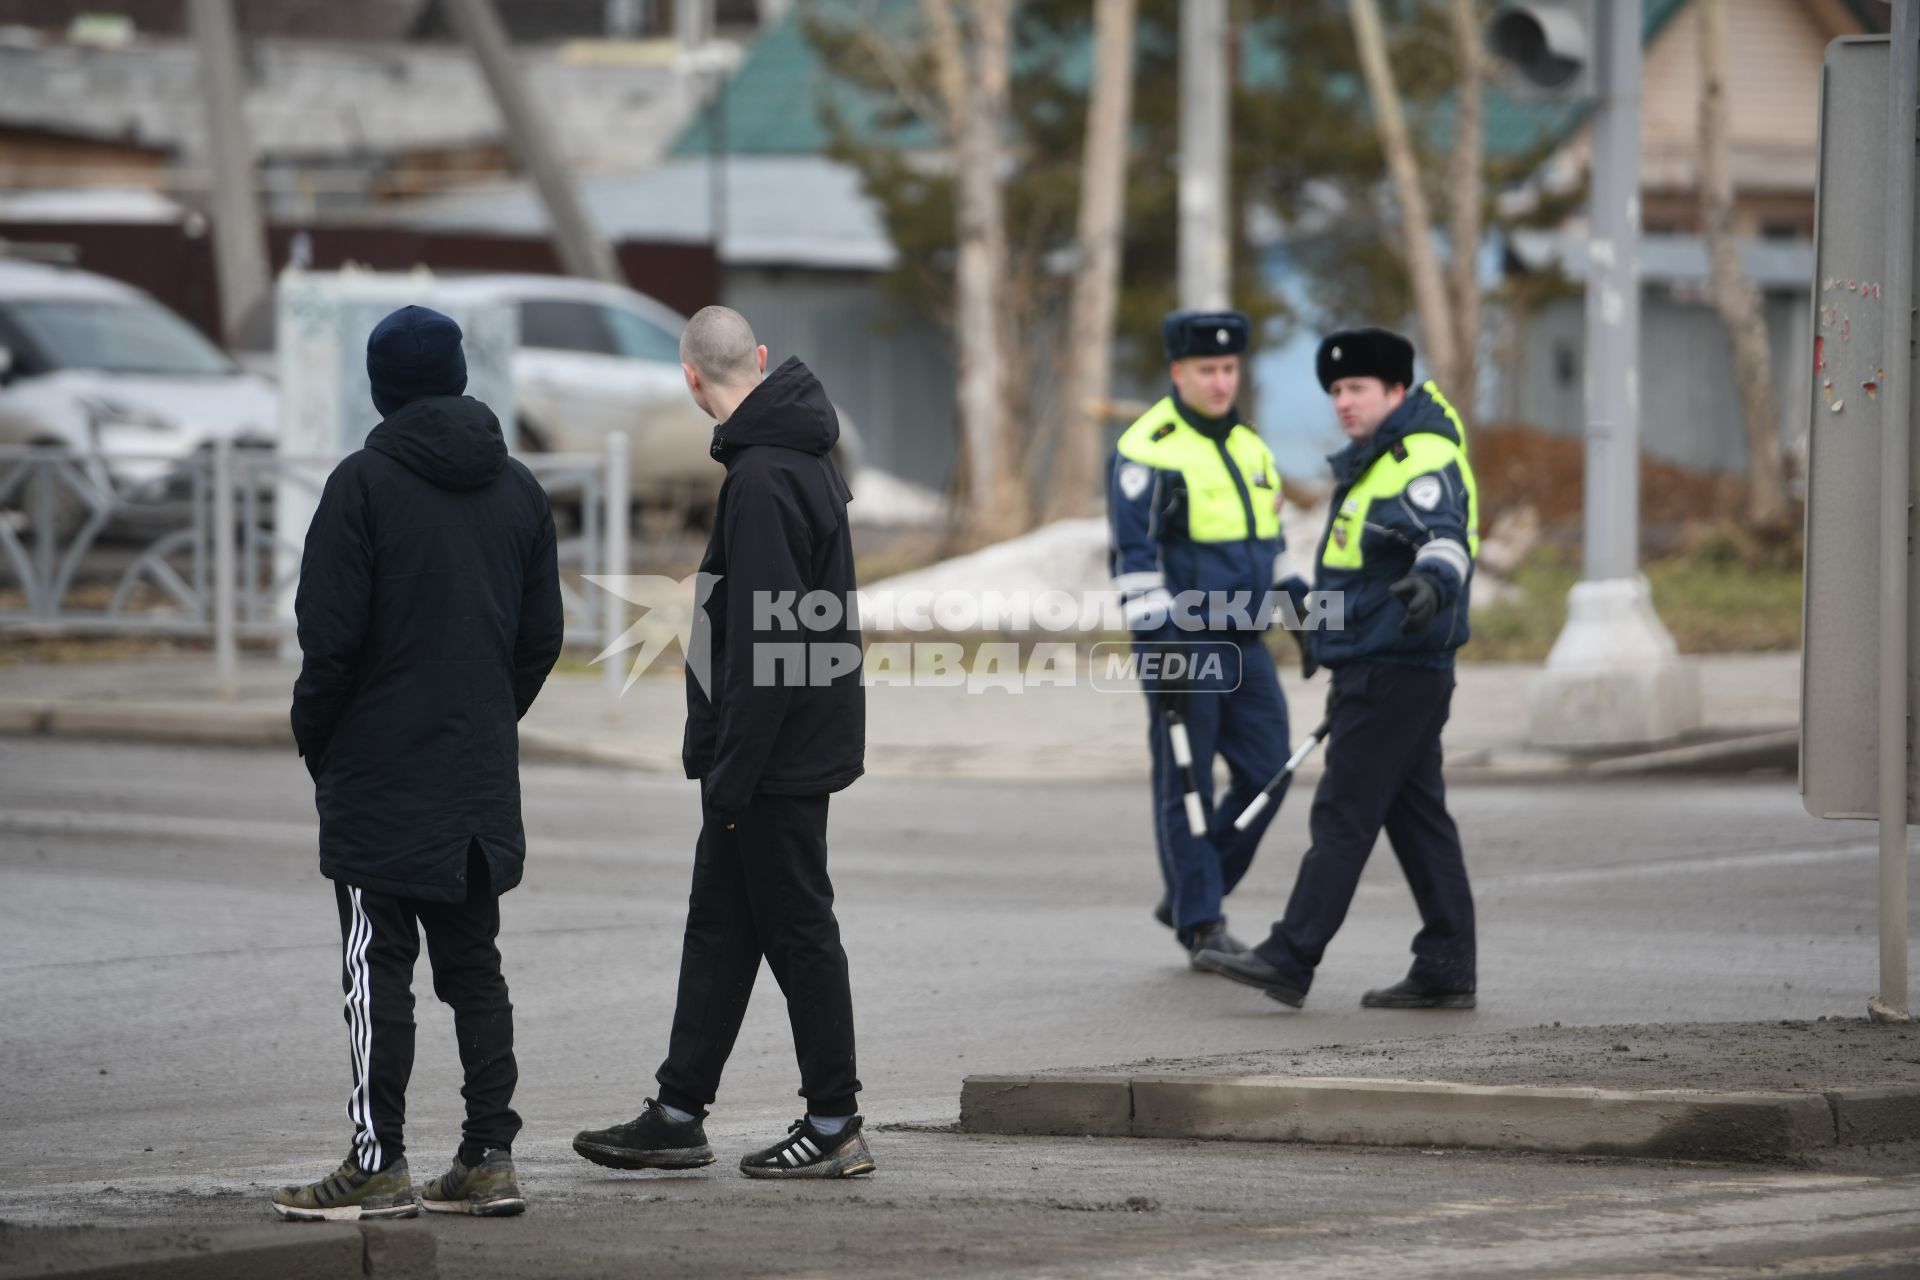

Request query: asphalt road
[{"left": 1, "top": 737, "right": 1916, "bottom": 1278}]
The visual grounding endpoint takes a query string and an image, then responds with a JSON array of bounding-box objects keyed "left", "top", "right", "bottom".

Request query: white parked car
[
  {"left": 0, "top": 256, "right": 275, "bottom": 531},
  {"left": 430, "top": 275, "right": 862, "bottom": 517}
]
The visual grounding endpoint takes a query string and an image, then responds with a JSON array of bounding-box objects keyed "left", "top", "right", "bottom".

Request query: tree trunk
[
  {"left": 1044, "top": 0, "right": 1136, "bottom": 524},
  {"left": 1697, "top": 0, "right": 1786, "bottom": 529},
  {"left": 927, "top": 0, "right": 1022, "bottom": 546},
  {"left": 1442, "top": 0, "right": 1483, "bottom": 406},
  {"left": 1346, "top": 0, "right": 1458, "bottom": 393}
]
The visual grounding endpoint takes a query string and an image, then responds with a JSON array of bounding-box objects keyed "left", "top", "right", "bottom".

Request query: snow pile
[
  {"left": 864, "top": 518, "right": 1111, "bottom": 603},
  {"left": 847, "top": 467, "right": 947, "bottom": 528}
]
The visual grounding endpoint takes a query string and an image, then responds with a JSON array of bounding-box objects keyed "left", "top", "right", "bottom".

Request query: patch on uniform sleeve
[
  {"left": 1118, "top": 461, "right": 1152, "bottom": 501},
  {"left": 1407, "top": 475, "right": 1444, "bottom": 511}
]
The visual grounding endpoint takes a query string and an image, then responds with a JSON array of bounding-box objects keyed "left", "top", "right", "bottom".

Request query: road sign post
[{"left": 1800, "top": 25, "right": 1917, "bottom": 1024}]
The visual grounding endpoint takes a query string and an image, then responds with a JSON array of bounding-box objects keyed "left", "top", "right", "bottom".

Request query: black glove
[
  {"left": 1388, "top": 573, "right": 1441, "bottom": 636},
  {"left": 1288, "top": 626, "right": 1318, "bottom": 680}
]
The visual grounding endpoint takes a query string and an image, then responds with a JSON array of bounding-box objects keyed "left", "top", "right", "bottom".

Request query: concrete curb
[
  {"left": 0, "top": 1222, "right": 435, "bottom": 1280},
  {"left": 0, "top": 697, "right": 1796, "bottom": 784},
  {"left": 959, "top": 1073, "right": 1920, "bottom": 1162}
]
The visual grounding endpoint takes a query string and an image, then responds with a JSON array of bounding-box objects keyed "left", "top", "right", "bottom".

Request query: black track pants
[{"left": 332, "top": 843, "right": 520, "bottom": 1171}]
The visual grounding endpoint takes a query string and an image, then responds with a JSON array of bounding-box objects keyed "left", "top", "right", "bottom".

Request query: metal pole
[
  {"left": 443, "top": 0, "right": 626, "bottom": 285},
  {"left": 603, "top": 432, "right": 630, "bottom": 702},
  {"left": 187, "top": 0, "right": 271, "bottom": 350},
  {"left": 1177, "top": 0, "right": 1230, "bottom": 310},
  {"left": 212, "top": 437, "right": 238, "bottom": 698},
  {"left": 1873, "top": 1, "right": 1918, "bottom": 1025},
  {"left": 1583, "top": 0, "right": 1641, "bottom": 582}
]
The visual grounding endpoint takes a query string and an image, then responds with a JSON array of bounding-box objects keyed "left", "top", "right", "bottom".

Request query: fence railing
[{"left": 0, "top": 437, "right": 631, "bottom": 693}]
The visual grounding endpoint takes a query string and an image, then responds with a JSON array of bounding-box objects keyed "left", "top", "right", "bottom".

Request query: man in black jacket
[
  {"left": 573, "top": 305, "right": 872, "bottom": 1180},
  {"left": 275, "top": 305, "right": 564, "bottom": 1221}
]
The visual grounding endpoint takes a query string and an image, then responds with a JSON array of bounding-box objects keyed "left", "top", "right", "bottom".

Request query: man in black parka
[
  {"left": 275, "top": 305, "right": 563, "bottom": 1222},
  {"left": 573, "top": 305, "right": 873, "bottom": 1180}
]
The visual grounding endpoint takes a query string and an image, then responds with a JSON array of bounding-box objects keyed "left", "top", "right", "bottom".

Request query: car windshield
[{"left": 6, "top": 298, "right": 236, "bottom": 376}]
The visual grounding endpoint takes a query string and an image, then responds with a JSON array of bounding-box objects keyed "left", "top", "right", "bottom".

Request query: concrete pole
[
  {"left": 186, "top": 0, "right": 271, "bottom": 350},
  {"left": 675, "top": 0, "right": 712, "bottom": 49},
  {"left": 1178, "top": 0, "right": 1230, "bottom": 310},
  {"left": 1526, "top": 0, "right": 1699, "bottom": 750},
  {"left": 1584, "top": 0, "right": 1641, "bottom": 583},
  {"left": 1872, "top": 1, "right": 1917, "bottom": 1025},
  {"left": 443, "top": 0, "right": 626, "bottom": 285}
]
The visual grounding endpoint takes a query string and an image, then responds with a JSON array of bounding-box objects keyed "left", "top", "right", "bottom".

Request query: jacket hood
[
  {"left": 1327, "top": 384, "right": 1455, "bottom": 484},
  {"left": 710, "top": 356, "right": 839, "bottom": 463},
  {"left": 366, "top": 395, "right": 508, "bottom": 492}
]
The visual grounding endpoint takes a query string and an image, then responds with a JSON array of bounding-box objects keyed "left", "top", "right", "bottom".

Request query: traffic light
[{"left": 1485, "top": 1, "right": 1595, "bottom": 99}]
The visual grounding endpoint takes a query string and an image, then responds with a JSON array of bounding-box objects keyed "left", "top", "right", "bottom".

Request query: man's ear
[
  {"left": 756, "top": 344, "right": 768, "bottom": 376},
  {"left": 682, "top": 362, "right": 701, "bottom": 393}
]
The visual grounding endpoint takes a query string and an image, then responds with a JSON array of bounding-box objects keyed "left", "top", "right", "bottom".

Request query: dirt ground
[{"left": 1086, "top": 1019, "right": 1920, "bottom": 1093}]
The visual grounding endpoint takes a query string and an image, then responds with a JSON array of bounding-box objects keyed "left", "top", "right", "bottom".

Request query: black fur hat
[
  {"left": 1163, "top": 310, "right": 1251, "bottom": 360},
  {"left": 1316, "top": 328, "right": 1415, "bottom": 392}
]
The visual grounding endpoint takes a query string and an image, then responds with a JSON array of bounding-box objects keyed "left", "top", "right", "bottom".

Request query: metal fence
[{"left": 0, "top": 435, "right": 631, "bottom": 693}]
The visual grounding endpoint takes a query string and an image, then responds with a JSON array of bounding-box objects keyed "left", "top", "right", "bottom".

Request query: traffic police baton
[
  {"left": 1233, "top": 718, "right": 1331, "bottom": 831},
  {"left": 1165, "top": 709, "right": 1208, "bottom": 837}
]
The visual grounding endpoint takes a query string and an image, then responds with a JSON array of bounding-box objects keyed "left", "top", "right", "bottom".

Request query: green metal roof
[{"left": 674, "top": 0, "right": 1883, "bottom": 165}]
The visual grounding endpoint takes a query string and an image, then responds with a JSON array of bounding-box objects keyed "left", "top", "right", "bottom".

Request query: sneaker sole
[
  {"left": 739, "top": 1151, "right": 877, "bottom": 1180},
  {"left": 271, "top": 1199, "right": 419, "bottom": 1222},
  {"left": 572, "top": 1139, "right": 716, "bottom": 1171},
  {"left": 422, "top": 1195, "right": 527, "bottom": 1217},
  {"left": 1361, "top": 994, "right": 1476, "bottom": 1009}
]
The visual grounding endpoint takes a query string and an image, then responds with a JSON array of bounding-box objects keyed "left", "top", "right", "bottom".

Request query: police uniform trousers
[
  {"left": 1253, "top": 661, "right": 1475, "bottom": 994},
  {"left": 1144, "top": 632, "right": 1290, "bottom": 941}
]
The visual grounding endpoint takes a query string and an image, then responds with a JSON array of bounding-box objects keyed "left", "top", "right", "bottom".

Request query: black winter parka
[
  {"left": 682, "top": 357, "right": 865, "bottom": 819},
  {"left": 291, "top": 394, "right": 564, "bottom": 902}
]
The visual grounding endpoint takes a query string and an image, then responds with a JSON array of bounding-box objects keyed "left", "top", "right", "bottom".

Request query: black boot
[{"left": 1360, "top": 977, "right": 1476, "bottom": 1009}]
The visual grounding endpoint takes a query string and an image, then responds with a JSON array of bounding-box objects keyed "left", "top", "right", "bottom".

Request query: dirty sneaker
[
  {"left": 421, "top": 1148, "right": 526, "bottom": 1217},
  {"left": 739, "top": 1116, "right": 876, "bottom": 1180},
  {"left": 573, "top": 1098, "right": 716, "bottom": 1170},
  {"left": 271, "top": 1156, "right": 416, "bottom": 1221}
]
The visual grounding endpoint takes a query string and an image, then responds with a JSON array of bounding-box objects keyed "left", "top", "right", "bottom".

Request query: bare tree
[
  {"left": 925, "top": 0, "right": 1025, "bottom": 545},
  {"left": 1346, "top": 0, "right": 1461, "bottom": 394},
  {"left": 1044, "top": 0, "right": 1137, "bottom": 523},
  {"left": 1697, "top": 0, "right": 1787, "bottom": 528},
  {"left": 1442, "top": 0, "right": 1483, "bottom": 405}
]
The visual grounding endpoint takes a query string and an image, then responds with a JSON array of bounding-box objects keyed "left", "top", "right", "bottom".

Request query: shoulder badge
[
  {"left": 1118, "top": 461, "right": 1151, "bottom": 501},
  {"left": 1389, "top": 441, "right": 1409, "bottom": 462},
  {"left": 1151, "top": 422, "right": 1177, "bottom": 442},
  {"left": 1407, "top": 475, "right": 1443, "bottom": 511}
]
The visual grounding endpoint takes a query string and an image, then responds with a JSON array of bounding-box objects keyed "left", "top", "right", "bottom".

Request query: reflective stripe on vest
[
  {"left": 1320, "top": 381, "right": 1481, "bottom": 571},
  {"left": 1115, "top": 398, "right": 1282, "bottom": 543}
]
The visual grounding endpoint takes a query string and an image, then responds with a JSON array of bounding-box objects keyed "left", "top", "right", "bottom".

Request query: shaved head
[{"left": 680, "top": 306, "right": 761, "bottom": 389}]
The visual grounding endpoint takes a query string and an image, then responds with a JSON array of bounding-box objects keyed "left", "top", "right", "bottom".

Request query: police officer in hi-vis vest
[
  {"left": 1197, "top": 327, "right": 1481, "bottom": 1010},
  {"left": 1107, "top": 310, "right": 1310, "bottom": 968}
]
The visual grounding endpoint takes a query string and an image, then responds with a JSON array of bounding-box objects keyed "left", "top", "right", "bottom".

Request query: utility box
[
  {"left": 1800, "top": 36, "right": 1920, "bottom": 820},
  {"left": 271, "top": 268, "right": 519, "bottom": 640}
]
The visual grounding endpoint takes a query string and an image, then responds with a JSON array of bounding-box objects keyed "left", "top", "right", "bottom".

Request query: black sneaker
[
  {"left": 572, "top": 1099, "right": 716, "bottom": 1170},
  {"left": 739, "top": 1116, "right": 876, "bottom": 1180},
  {"left": 1193, "top": 948, "right": 1308, "bottom": 1008},
  {"left": 1185, "top": 921, "right": 1247, "bottom": 971},
  {"left": 1153, "top": 896, "right": 1174, "bottom": 929},
  {"left": 1361, "top": 977, "right": 1476, "bottom": 1009}
]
